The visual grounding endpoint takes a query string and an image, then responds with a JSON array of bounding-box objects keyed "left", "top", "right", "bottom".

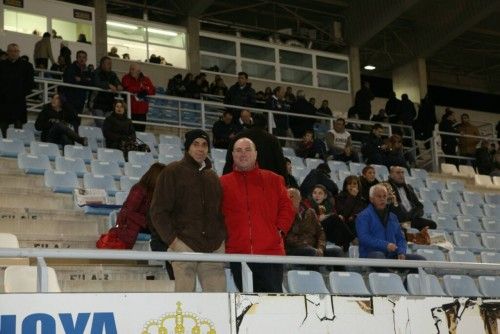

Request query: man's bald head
[
  {"left": 232, "top": 138, "right": 257, "bottom": 171},
  {"left": 129, "top": 63, "right": 141, "bottom": 78}
]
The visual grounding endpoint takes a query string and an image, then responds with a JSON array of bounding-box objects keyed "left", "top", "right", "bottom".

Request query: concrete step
[
  {"left": 0, "top": 187, "right": 75, "bottom": 210},
  {"left": 60, "top": 279, "right": 174, "bottom": 292},
  {"left": 0, "top": 207, "right": 108, "bottom": 224},
  {"left": 53, "top": 264, "right": 169, "bottom": 281},
  {"left": 0, "top": 157, "right": 19, "bottom": 170},
  {"left": 18, "top": 237, "right": 150, "bottom": 250},
  {"left": 0, "top": 219, "right": 101, "bottom": 238}
]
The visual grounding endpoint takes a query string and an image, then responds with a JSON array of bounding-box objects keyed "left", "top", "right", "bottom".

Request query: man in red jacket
[
  {"left": 221, "top": 137, "right": 295, "bottom": 292},
  {"left": 121, "top": 63, "right": 155, "bottom": 132}
]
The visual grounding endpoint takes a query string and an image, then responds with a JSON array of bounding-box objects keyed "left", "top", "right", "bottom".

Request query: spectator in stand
[
  {"left": 151, "top": 130, "right": 226, "bottom": 292},
  {"left": 387, "top": 166, "right": 437, "bottom": 230},
  {"left": 51, "top": 29, "right": 62, "bottom": 39},
  {"left": 103, "top": 100, "right": 136, "bottom": 153},
  {"left": 77, "top": 33, "right": 89, "bottom": 44},
  {"left": 385, "top": 91, "right": 401, "bottom": 123},
  {"left": 456, "top": 113, "right": 480, "bottom": 161},
  {"left": 284, "top": 86, "right": 296, "bottom": 104},
  {"left": 359, "top": 165, "right": 379, "bottom": 201},
  {"left": 289, "top": 90, "right": 316, "bottom": 138},
  {"left": 284, "top": 157, "right": 299, "bottom": 189},
  {"left": 300, "top": 163, "right": 338, "bottom": 198},
  {"left": 354, "top": 81, "right": 374, "bottom": 120},
  {"left": 177, "top": 72, "right": 193, "bottom": 96},
  {"left": 234, "top": 109, "right": 253, "bottom": 134},
  {"left": 223, "top": 113, "right": 287, "bottom": 178},
  {"left": 266, "top": 86, "right": 289, "bottom": 141},
  {"left": 224, "top": 71, "right": 256, "bottom": 120},
  {"left": 122, "top": 53, "right": 130, "bottom": 60},
  {"left": 35, "top": 94, "right": 87, "bottom": 146},
  {"left": 50, "top": 55, "right": 67, "bottom": 74},
  {"left": 97, "top": 163, "right": 166, "bottom": 249},
  {"left": 121, "top": 63, "right": 155, "bottom": 132},
  {"left": 439, "top": 108, "right": 458, "bottom": 164},
  {"left": 210, "top": 75, "right": 228, "bottom": 96},
  {"left": 371, "top": 109, "right": 388, "bottom": 123},
  {"left": 0, "top": 43, "right": 35, "bottom": 137},
  {"left": 167, "top": 74, "right": 183, "bottom": 96},
  {"left": 361, "top": 123, "right": 386, "bottom": 165},
  {"left": 108, "top": 47, "right": 120, "bottom": 58},
  {"left": 59, "top": 42, "right": 71, "bottom": 68},
  {"left": 212, "top": 110, "right": 236, "bottom": 149},
  {"left": 414, "top": 94, "right": 437, "bottom": 142},
  {"left": 186, "top": 74, "right": 209, "bottom": 99},
  {"left": 475, "top": 140, "right": 495, "bottom": 175},
  {"left": 335, "top": 176, "right": 367, "bottom": 251},
  {"left": 0, "top": 50, "right": 7, "bottom": 61},
  {"left": 326, "top": 118, "right": 357, "bottom": 162},
  {"left": 62, "top": 50, "right": 92, "bottom": 126},
  {"left": 384, "top": 135, "right": 409, "bottom": 170},
  {"left": 221, "top": 137, "right": 295, "bottom": 293},
  {"left": 295, "top": 129, "right": 326, "bottom": 159},
  {"left": 92, "top": 56, "right": 123, "bottom": 127},
  {"left": 399, "top": 94, "right": 416, "bottom": 126},
  {"left": 263, "top": 87, "right": 272, "bottom": 101},
  {"left": 309, "top": 98, "right": 317, "bottom": 110},
  {"left": 286, "top": 188, "right": 343, "bottom": 259},
  {"left": 356, "top": 184, "right": 425, "bottom": 268},
  {"left": 317, "top": 100, "right": 332, "bottom": 117},
  {"left": 33, "top": 32, "right": 55, "bottom": 69}
]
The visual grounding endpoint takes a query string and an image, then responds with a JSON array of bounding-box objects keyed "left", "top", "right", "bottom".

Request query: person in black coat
[
  {"left": 212, "top": 110, "right": 236, "bottom": 149},
  {"left": 354, "top": 81, "right": 374, "bottom": 120},
  {"left": 266, "top": 86, "right": 289, "bottom": 142},
  {"left": 35, "top": 94, "right": 86, "bottom": 146},
  {"left": 92, "top": 56, "right": 123, "bottom": 127},
  {"left": 103, "top": 100, "right": 136, "bottom": 151},
  {"left": 385, "top": 91, "right": 401, "bottom": 123},
  {"left": 361, "top": 124, "right": 387, "bottom": 165},
  {"left": 359, "top": 165, "right": 379, "bottom": 202},
  {"left": 399, "top": 94, "right": 416, "bottom": 126},
  {"left": 0, "top": 43, "right": 35, "bottom": 137},
  {"left": 387, "top": 166, "right": 437, "bottom": 231},
  {"left": 224, "top": 71, "right": 256, "bottom": 120},
  {"left": 289, "top": 90, "right": 317, "bottom": 138},
  {"left": 223, "top": 113, "right": 286, "bottom": 179},
  {"left": 284, "top": 157, "right": 299, "bottom": 189},
  {"left": 438, "top": 108, "right": 458, "bottom": 164},
  {"left": 299, "top": 163, "right": 338, "bottom": 198}
]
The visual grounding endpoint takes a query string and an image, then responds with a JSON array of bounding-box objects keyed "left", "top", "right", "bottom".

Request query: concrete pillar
[
  {"left": 94, "top": 0, "right": 108, "bottom": 60},
  {"left": 392, "top": 58, "right": 428, "bottom": 102},
  {"left": 349, "top": 46, "right": 361, "bottom": 104},
  {"left": 184, "top": 16, "right": 200, "bottom": 73}
]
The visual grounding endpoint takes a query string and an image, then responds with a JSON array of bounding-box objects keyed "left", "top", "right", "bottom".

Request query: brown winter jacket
[
  {"left": 150, "top": 154, "right": 226, "bottom": 252},
  {"left": 286, "top": 207, "right": 326, "bottom": 252}
]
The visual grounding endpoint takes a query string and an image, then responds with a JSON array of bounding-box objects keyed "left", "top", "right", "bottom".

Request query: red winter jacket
[
  {"left": 220, "top": 166, "right": 295, "bottom": 255},
  {"left": 121, "top": 73, "right": 155, "bottom": 115}
]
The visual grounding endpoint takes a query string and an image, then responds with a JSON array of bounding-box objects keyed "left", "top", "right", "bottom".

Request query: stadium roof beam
[{"left": 172, "top": 0, "right": 215, "bottom": 17}]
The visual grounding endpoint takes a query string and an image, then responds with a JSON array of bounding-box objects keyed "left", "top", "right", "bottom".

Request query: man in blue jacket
[{"left": 356, "top": 184, "right": 425, "bottom": 267}]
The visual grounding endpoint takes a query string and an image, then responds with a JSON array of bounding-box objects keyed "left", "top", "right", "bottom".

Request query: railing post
[
  {"left": 177, "top": 101, "right": 182, "bottom": 137},
  {"left": 201, "top": 102, "right": 206, "bottom": 130},
  {"left": 126, "top": 93, "right": 132, "bottom": 119},
  {"left": 241, "top": 262, "right": 253, "bottom": 293},
  {"left": 36, "top": 256, "right": 48, "bottom": 293},
  {"left": 431, "top": 130, "right": 439, "bottom": 172},
  {"left": 267, "top": 111, "right": 273, "bottom": 134},
  {"left": 43, "top": 82, "right": 49, "bottom": 104}
]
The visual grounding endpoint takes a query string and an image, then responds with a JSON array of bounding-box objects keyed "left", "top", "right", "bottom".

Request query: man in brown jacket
[
  {"left": 457, "top": 113, "right": 480, "bottom": 157},
  {"left": 150, "top": 129, "right": 226, "bottom": 292}
]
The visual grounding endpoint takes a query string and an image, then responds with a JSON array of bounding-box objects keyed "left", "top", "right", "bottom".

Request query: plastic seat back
[
  {"left": 287, "top": 270, "right": 329, "bottom": 294},
  {"left": 329, "top": 271, "right": 370, "bottom": 296},
  {"left": 30, "top": 141, "right": 60, "bottom": 160},
  {"left": 55, "top": 156, "right": 87, "bottom": 177},
  {"left": 0, "top": 138, "right": 25, "bottom": 157},
  {"left": 443, "top": 275, "right": 481, "bottom": 297},
  {"left": 128, "top": 151, "right": 155, "bottom": 167},
  {"left": 406, "top": 273, "right": 446, "bottom": 296},
  {"left": 44, "top": 170, "right": 78, "bottom": 193},
  {"left": 478, "top": 276, "right": 500, "bottom": 298},
  {"left": 17, "top": 153, "right": 51, "bottom": 174},
  {"left": 448, "top": 250, "right": 477, "bottom": 263},
  {"left": 368, "top": 273, "right": 408, "bottom": 295},
  {"left": 64, "top": 144, "right": 93, "bottom": 163},
  {"left": 4, "top": 265, "right": 61, "bottom": 293},
  {"left": 97, "top": 148, "right": 125, "bottom": 166},
  {"left": 481, "top": 233, "right": 500, "bottom": 250}
]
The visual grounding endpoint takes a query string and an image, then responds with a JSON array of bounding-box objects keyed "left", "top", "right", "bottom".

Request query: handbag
[
  {"left": 96, "top": 230, "right": 129, "bottom": 249},
  {"left": 405, "top": 226, "right": 431, "bottom": 245}
]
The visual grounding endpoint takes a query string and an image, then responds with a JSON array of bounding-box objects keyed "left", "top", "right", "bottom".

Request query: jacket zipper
[{"left": 243, "top": 173, "right": 253, "bottom": 254}]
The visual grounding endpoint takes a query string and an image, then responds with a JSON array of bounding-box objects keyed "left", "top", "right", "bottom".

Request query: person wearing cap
[
  {"left": 220, "top": 137, "right": 295, "bottom": 292},
  {"left": 150, "top": 129, "right": 226, "bottom": 292}
]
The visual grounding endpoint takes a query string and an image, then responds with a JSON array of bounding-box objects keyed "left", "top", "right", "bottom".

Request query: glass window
[
  {"left": 52, "top": 19, "right": 93, "bottom": 43},
  {"left": 201, "top": 54, "right": 236, "bottom": 74},
  {"left": 242, "top": 61, "right": 275, "bottom": 80},
  {"left": 149, "top": 44, "right": 187, "bottom": 69},
  {"left": 4, "top": 9, "right": 46, "bottom": 35},
  {"left": 279, "top": 50, "right": 312, "bottom": 68},
  {"left": 241, "top": 44, "right": 275, "bottom": 62},
  {"left": 281, "top": 67, "right": 312, "bottom": 85},
  {"left": 147, "top": 28, "right": 185, "bottom": 48},
  {"left": 107, "top": 21, "right": 146, "bottom": 42},
  {"left": 107, "top": 37, "right": 147, "bottom": 62},
  {"left": 316, "top": 56, "right": 348, "bottom": 74},
  {"left": 200, "top": 36, "right": 236, "bottom": 56},
  {"left": 318, "top": 73, "right": 349, "bottom": 91}
]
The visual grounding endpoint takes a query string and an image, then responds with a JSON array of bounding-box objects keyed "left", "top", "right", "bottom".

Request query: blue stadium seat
[
  {"left": 286, "top": 156, "right": 304, "bottom": 168},
  {"left": 91, "top": 160, "right": 122, "bottom": 180},
  {"left": 441, "top": 189, "right": 463, "bottom": 203},
  {"left": 159, "top": 134, "right": 182, "bottom": 147},
  {"left": 416, "top": 248, "right": 446, "bottom": 262},
  {"left": 83, "top": 173, "right": 118, "bottom": 196},
  {"left": 426, "top": 179, "right": 445, "bottom": 191},
  {"left": 78, "top": 126, "right": 104, "bottom": 143},
  {"left": 22, "top": 121, "right": 38, "bottom": 135},
  {"left": 0, "top": 138, "right": 25, "bottom": 157},
  {"left": 432, "top": 214, "right": 458, "bottom": 232},
  {"left": 410, "top": 168, "right": 428, "bottom": 179},
  {"left": 114, "top": 191, "right": 129, "bottom": 206},
  {"left": 291, "top": 165, "right": 307, "bottom": 180},
  {"left": 30, "top": 141, "right": 60, "bottom": 161},
  {"left": 445, "top": 179, "right": 465, "bottom": 192},
  {"left": 406, "top": 273, "right": 446, "bottom": 296},
  {"left": 305, "top": 158, "right": 323, "bottom": 170},
  {"left": 97, "top": 148, "right": 125, "bottom": 166},
  {"left": 287, "top": 270, "right": 329, "bottom": 294},
  {"left": 481, "top": 233, "right": 500, "bottom": 251},
  {"left": 483, "top": 204, "right": 499, "bottom": 217},
  {"left": 44, "top": 170, "right": 78, "bottom": 193},
  {"left": 482, "top": 218, "right": 500, "bottom": 233},
  {"left": 212, "top": 160, "right": 225, "bottom": 177},
  {"left": 328, "top": 271, "right": 370, "bottom": 296},
  {"left": 124, "top": 163, "right": 147, "bottom": 178},
  {"left": 463, "top": 191, "right": 484, "bottom": 205},
  {"left": 480, "top": 251, "right": 500, "bottom": 264},
  {"left": 128, "top": 151, "right": 155, "bottom": 167},
  {"left": 421, "top": 200, "right": 437, "bottom": 216},
  {"left": 120, "top": 176, "right": 139, "bottom": 192},
  {"left": 484, "top": 193, "right": 500, "bottom": 205},
  {"left": 443, "top": 275, "right": 482, "bottom": 297},
  {"left": 159, "top": 154, "right": 180, "bottom": 165},
  {"left": 106, "top": 210, "right": 119, "bottom": 229},
  {"left": 368, "top": 273, "right": 408, "bottom": 295},
  {"left": 406, "top": 176, "right": 425, "bottom": 190},
  {"left": 64, "top": 145, "right": 93, "bottom": 164},
  {"left": 436, "top": 200, "right": 461, "bottom": 216},
  {"left": 372, "top": 164, "right": 388, "bottom": 180},
  {"left": 456, "top": 216, "right": 484, "bottom": 233},
  {"left": 17, "top": 153, "right": 51, "bottom": 174},
  {"left": 211, "top": 148, "right": 227, "bottom": 162},
  {"left": 158, "top": 143, "right": 183, "bottom": 158},
  {"left": 135, "top": 131, "right": 157, "bottom": 147},
  {"left": 453, "top": 231, "right": 484, "bottom": 252},
  {"left": 348, "top": 162, "right": 365, "bottom": 175},
  {"left": 7, "top": 128, "right": 35, "bottom": 146},
  {"left": 338, "top": 170, "right": 351, "bottom": 185},
  {"left": 328, "top": 161, "right": 349, "bottom": 174},
  {"left": 55, "top": 156, "right": 87, "bottom": 177},
  {"left": 448, "top": 250, "right": 477, "bottom": 263},
  {"left": 419, "top": 188, "right": 441, "bottom": 203},
  {"left": 225, "top": 268, "right": 239, "bottom": 293},
  {"left": 478, "top": 276, "right": 500, "bottom": 298},
  {"left": 281, "top": 147, "right": 295, "bottom": 157}
]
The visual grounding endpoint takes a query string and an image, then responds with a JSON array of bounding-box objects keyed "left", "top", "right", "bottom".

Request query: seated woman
[
  {"left": 35, "top": 94, "right": 86, "bottom": 146},
  {"left": 335, "top": 176, "right": 367, "bottom": 251},
  {"left": 97, "top": 163, "right": 165, "bottom": 249},
  {"left": 359, "top": 165, "right": 379, "bottom": 201},
  {"left": 103, "top": 100, "right": 138, "bottom": 156}
]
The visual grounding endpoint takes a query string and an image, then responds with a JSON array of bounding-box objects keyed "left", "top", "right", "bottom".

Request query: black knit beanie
[{"left": 184, "top": 129, "right": 210, "bottom": 151}]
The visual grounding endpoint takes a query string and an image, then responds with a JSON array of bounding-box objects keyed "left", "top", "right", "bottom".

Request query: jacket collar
[
  {"left": 232, "top": 163, "right": 260, "bottom": 175},
  {"left": 183, "top": 153, "right": 213, "bottom": 171}
]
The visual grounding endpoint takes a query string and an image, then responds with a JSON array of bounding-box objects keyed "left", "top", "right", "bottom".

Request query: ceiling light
[
  {"left": 148, "top": 28, "right": 178, "bottom": 37},
  {"left": 106, "top": 21, "right": 138, "bottom": 30},
  {"left": 364, "top": 65, "right": 376, "bottom": 71}
]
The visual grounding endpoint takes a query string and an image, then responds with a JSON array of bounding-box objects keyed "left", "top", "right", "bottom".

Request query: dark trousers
[
  {"left": 442, "top": 143, "right": 458, "bottom": 165},
  {"left": 366, "top": 251, "right": 425, "bottom": 273},
  {"left": 230, "top": 262, "right": 283, "bottom": 293},
  {"left": 131, "top": 113, "right": 147, "bottom": 132},
  {"left": 287, "top": 246, "right": 344, "bottom": 271},
  {"left": 0, "top": 119, "right": 23, "bottom": 138},
  {"left": 411, "top": 217, "right": 437, "bottom": 230},
  {"left": 46, "top": 122, "right": 83, "bottom": 146},
  {"left": 321, "top": 216, "right": 357, "bottom": 252}
]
